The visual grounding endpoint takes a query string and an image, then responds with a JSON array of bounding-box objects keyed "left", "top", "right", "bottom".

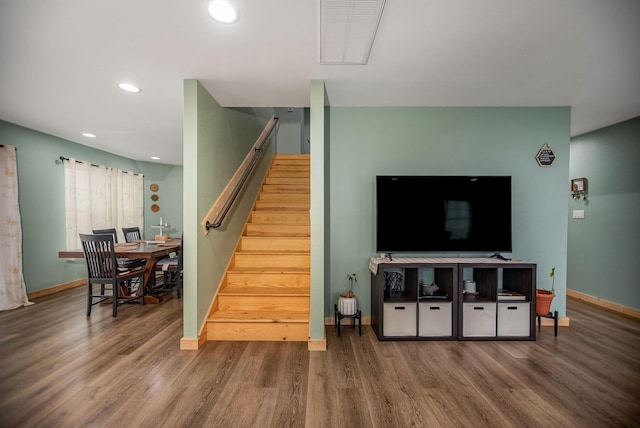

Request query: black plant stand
[
  {"left": 537, "top": 310, "right": 559, "bottom": 336},
  {"left": 334, "top": 304, "right": 362, "bottom": 336}
]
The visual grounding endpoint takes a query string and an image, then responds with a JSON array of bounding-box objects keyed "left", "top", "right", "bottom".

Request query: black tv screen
[{"left": 376, "top": 175, "right": 512, "bottom": 253}]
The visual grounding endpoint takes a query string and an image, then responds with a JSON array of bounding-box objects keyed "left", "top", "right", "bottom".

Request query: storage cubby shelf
[{"left": 370, "top": 258, "right": 536, "bottom": 341}]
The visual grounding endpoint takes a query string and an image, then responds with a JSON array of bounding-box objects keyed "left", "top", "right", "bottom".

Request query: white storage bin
[
  {"left": 462, "top": 302, "right": 496, "bottom": 337},
  {"left": 497, "top": 302, "right": 531, "bottom": 336},
  {"left": 418, "top": 302, "right": 452, "bottom": 337},
  {"left": 383, "top": 303, "right": 417, "bottom": 336}
]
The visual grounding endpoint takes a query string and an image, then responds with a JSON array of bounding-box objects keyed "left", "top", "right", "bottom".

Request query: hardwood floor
[{"left": 1, "top": 287, "right": 639, "bottom": 427}]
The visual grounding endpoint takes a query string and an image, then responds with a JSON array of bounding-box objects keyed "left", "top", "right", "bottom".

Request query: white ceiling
[{"left": 1, "top": 0, "right": 639, "bottom": 166}]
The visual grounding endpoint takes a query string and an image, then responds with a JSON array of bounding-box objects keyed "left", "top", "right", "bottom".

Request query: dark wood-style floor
[{"left": 1, "top": 287, "right": 639, "bottom": 428}]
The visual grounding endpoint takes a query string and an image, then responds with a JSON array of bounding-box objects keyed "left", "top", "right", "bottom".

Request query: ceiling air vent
[{"left": 320, "top": 0, "right": 386, "bottom": 65}]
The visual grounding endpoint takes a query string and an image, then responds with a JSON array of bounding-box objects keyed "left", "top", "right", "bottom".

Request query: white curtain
[
  {"left": 0, "top": 145, "right": 33, "bottom": 311},
  {"left": 63, "top": 158, "right": 144, "bottom": 249}
]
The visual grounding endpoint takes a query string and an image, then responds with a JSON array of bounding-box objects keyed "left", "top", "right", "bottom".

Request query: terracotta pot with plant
[
  {"left": 536, "top": 267, "right": 556, "bottom": 315},
  {"left": 338, "top": 273, "right": 358, "bottom": 316}
]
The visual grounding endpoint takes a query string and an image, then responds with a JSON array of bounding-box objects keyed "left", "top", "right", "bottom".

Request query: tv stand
[{"left": 370, "top": 257, "right": 536, "bottom": 341}]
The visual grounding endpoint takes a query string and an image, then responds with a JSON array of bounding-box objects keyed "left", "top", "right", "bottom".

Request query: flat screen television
[{"left": 376, "top": 175, "right": 512, "bottom": 253}]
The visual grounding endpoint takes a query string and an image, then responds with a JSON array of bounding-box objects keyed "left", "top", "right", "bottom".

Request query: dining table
[{"left": 59, "top": 239, "right": 181, "bottom": 304}]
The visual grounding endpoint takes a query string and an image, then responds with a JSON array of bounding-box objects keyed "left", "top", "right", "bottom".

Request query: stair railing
[{"left": 201, "top": 116, "right": 279, "bottom": 235}]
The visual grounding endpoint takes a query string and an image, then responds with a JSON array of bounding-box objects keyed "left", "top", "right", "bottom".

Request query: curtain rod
[
  {"left": 59, "top": 156, "right": 100, "bottom": 167},
  {"left": 58, "top": 156, "right": 141, "bottom": 176}
]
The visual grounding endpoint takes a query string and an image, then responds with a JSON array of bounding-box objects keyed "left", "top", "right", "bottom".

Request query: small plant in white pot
[{"left": 338, "top": 273, "right": 358, "bottom": 316}]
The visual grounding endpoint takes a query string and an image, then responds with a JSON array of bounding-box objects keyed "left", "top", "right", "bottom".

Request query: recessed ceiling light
[
  {"left": 82, "top": 132, "right": 96, "bottom": 138},
  {"left": 208, "top": 0, "right": 238, "bottom": 23},
  {"left": 150, "top": 156, "right": 160, "bottom": 160},
  {"left": 118, "top": 83, "right": 141, "bottom": 93}
]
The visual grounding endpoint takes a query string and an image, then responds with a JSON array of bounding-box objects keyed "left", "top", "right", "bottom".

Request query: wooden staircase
[{"left": 205, "top": 154, "right": 311, "bottom": 341}]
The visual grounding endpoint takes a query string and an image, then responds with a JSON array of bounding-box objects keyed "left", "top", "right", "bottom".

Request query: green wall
[
  {"left": 569, "top": 117, "right": 640, "bottom": 310},
  {"left": 309, "top": 81, "right": 327, "bottom": 341},
  {"left": 138, "top": 162, "right": 183, "bottom": 240},
  {"left": 182, "top": 80, "right": 274, "bottom": 339},
  {"left": 325, "top": 107, "right": 571, "bottom": 317},
  {"left": 0, "top": 119, "right": 182, "bottom": 293}
]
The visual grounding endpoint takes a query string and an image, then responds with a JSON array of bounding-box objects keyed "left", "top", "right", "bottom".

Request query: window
[{"left": 62, "top": 158, "right": 143, "bottom": 249}]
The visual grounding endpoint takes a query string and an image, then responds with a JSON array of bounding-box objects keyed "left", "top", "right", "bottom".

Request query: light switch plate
[{"left": 573, "top": 210, "right": 585, "bottom": 219}]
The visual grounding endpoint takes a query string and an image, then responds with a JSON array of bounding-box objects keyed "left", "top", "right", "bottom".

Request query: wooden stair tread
[
  {"left": 238, "top": 237, "right": 310, "bottom": 251},
  {"left": 266, "top": 173, "right": 310, "bottom": 177},
  {"left": 219, "top": 286, "right": 309, "bottom": 296},
  {"left": 247, "top": 223, "right": 310, "bottom": 227},
  {"left": 244, "top": 230, "right": 310, "bottom": 237},
  {"left": 234, "top": 250, "right": 310, "bottom": 255},
  {"left": 244, "top": 232, "right": 310, "bottom": 237},
  {"left": 264, "top": 177, "right": 309, "bottom": 183},
  {"left": 249, "top": 210, "right": 310, "bottom": 214},
  {"left": 244, "top": 224, "right": 310, "bottom": 230},
  {"left": 226, "top": 267, "right": 310, "bottom": 274},
  {"left": 208, "top": 309, "right": 309, "bottom": 323},
  {"left": 253, "top": 203, "right": 310, "bottom": 211},
  {"left": 271, "top": 159, "right": 309, "bottom": 165},
  {"left": 237, "top": 246, "right": 309, "bottom": 253},
  {"left": 261, "top": 185, "right": 310, "bottom": 190},
  {"left": 240, "top": 236, "right": 310, "bottom": 241},
  {"left": 244, "top": 231, "right": 310, "bottom": 234},
  {"left": 258, "top": 193, "right": 309, "bottom": 200},
  {"left": 271, "top": 156, "right": 309, "bottom": 159},
  {"left": 249, "top": 214, "right": 310, "bottom": 224}
]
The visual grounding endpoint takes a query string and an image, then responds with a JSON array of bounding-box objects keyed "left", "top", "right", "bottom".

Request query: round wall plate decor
[
  {"left": 150, "top": 194, "right": 159, "bottom": 201},
  {"left": 150, "top": 183, "right": 159, "bottom": 192},
  {"left": 151, "top": 204, "right": 160, "bottom": 212}
]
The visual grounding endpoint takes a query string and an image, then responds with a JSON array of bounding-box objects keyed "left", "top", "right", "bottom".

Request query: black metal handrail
[{"left": 202, "top": 116, "right": 279, "bottom": 233}]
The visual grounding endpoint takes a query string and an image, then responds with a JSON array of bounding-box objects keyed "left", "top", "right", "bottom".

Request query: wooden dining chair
[
  {"left": 122, "top": 227, "right": 142, "bottom": 243},
  {"left": 92, "top": 227, "right": 119, "bottom": 242},
  {"left": 155, "top": 237, "right": 183, "bottom": 298},
  {"left": 80, "top": 233, "right": 145, "bottom": 317},
  {"left": 93, "top": 227, "right": 146, "bottom": 270}
]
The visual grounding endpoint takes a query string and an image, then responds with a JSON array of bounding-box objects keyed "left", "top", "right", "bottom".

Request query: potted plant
[
  {"left": 338, "top": 273, "right": 358, "bottom": 316},
  {"left": 536, "top": 267, "right": 556, "bottom": 315}
]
